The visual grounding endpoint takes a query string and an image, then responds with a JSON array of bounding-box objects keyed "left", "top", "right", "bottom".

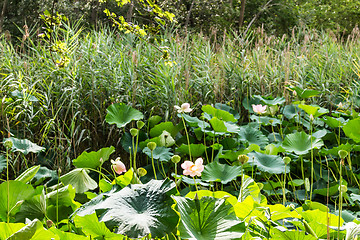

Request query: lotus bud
[
  {"left": 283, "top": 157, "right": 291, "bottom": 165},
  {"left": 238, "top": 154, "right": 249, "bottom": 165},
  {"left": 130, "top": 128, "right": 139, "bottom": 137},
  {"left": 257, "top": 182, "right": 264, "bottom": 190},
  {"left": 289, "top": 203, "right": 296, "bottom": 210},
  {"left": 338, "top": 185, "right": 347, "bottom": 194},
  {"left": 147, "top": 142, "right": 157, "bottom": 151},
  {"left": 137, "top": 120, "right": 145, "bottom": 129},
  {"left": 3, "top": 139, "right": 13, "bottom": 149},
  {"left": 309, "top": 114, "right": 314, "bottom": 121},
  {"left": 137, "top": 167, "right": 147, "bottom": 177},
  {"left": 171, "top": 155, "right": 181, "bottom": 164},
  {"left": 338, "top": 150, "right": 348, "bottom": 159}
]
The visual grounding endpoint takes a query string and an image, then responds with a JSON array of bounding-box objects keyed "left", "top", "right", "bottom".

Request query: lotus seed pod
[
  {"left": 3, "top": 139, "right": 13, "bottom": 149},
  {"left": 339, "top": 185, "right": 347, "bottom": 194},
  {"left": 238, "top": 154, "right": 249, "bottom": 164},
  {"left": 137, "top": 167, "right": 147, "bottom": 177},
  {"left": 171, "top": 155, "right": 181, "bottom": 164},
  {"left": 147, "top": 142, "right": 157, "bottom": 151},
  {"left": 283, "top": 157, "right": 291, "bottom": 165},
  {"left": 137, "top": 120, "right": 145, "bottom": 129},
  {"left": 338, "top": 150, "right": 348, "bottom": 159},
  {"left": 130, "top": 128, "right": 139, "bottom": 137}
]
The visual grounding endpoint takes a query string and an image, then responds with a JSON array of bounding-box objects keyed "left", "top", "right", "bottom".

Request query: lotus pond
[{"left": 2, "top": 92, "right": 360, "bottom": 239}]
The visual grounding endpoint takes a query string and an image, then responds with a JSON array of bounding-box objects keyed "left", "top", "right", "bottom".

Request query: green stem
[
  {"left": 181, "top": 114, "right": 192, "bottom": 161},
  {"left": 151, "top": 150, "right": 157, "bottom": 180},
  {"left": 338, "top": 159, "right": 343, "bottom": 239},
  {"left": 283, "top": 165, "right": 287, "bottom": 205},
  {"left": 310, "top": 121, "right": 314, "bottom": 200},
  {"left": 6, "top": 148, "right": 9, "bottom": 223},
  {"left": 193, "top": 177, "right": 199, "bottom": 192}
]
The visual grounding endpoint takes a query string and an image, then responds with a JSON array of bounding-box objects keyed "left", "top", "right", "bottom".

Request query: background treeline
[{"left": 1, "top": 0, "right": 360, "bottom": 37}]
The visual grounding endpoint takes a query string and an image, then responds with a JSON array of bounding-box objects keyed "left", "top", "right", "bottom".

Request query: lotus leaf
[
  {"left": 173, "top": 196, "right": 245, "bottom": 240},
  {"left": 74, "top": 213, "right": 124, "bottom": 239},
  {"left": 247, "top": 152, "right": 289, "bottom": 174},
  {"left": 282, "top": 131, "right": 324, "bottom": 155},
  {"left": 202, "top": 161, "right": 242, "bottom": 184},
  {"left": 3, "top": 137, "right": 45, "bottom": 155},
  {"left": 72, "top": 146, "right": 115, "bottom": 169},
  {"left": 343, "top": 119, "right": 360, "bottom": 143},
  {"left": 150, "top": 122, "right": 178, "bottom": 137},
  {"left": 202, "top": 105, "right": 237, "bottom": 122},
  {"left": 60, "top": 168, "right": 97, "bottom": 193},
  {"left": 176, "top": 144, "right": 206, "bottom": 158},
  {"left": 73, "top": 179, "right": 179, "bottom": 239},
  {"left": 143, "top": 146, "right": 173, "bottom": 162},
  {"left": 238, "top": 125, "right": 269, "bottom": 148},
  {"left": 0, "top": 180, "right": 35, "bottom": 221},
  {"left": 105, "top": 103, "right": 144, "bottom": 129}
]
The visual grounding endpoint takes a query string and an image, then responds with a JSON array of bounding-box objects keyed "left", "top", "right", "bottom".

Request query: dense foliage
[{"left": 2, "top": 0, "right": 360, "bottom": 37}]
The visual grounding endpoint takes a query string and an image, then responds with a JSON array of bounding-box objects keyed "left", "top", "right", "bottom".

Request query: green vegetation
[{"left": 2, "top": 0, "right": 360, "bottom": 239}]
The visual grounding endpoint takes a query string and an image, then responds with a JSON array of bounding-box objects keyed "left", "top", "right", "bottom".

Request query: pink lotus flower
[
  {"left": 174, "top": 103, "right": 193, "bottom": 113},
  {"left": 252, "top": 104, "right": 267, "bottom": 114},
  {"left": 111, "top": 158, "right": 126, "bottom": 175},
  {"left": 181, "top": 158, "right": 204, "bottom": 177}
]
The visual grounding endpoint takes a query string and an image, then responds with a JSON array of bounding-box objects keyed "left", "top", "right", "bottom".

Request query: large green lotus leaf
[
  {"left": 0, "top": 155, "right": 6, "bottom": 172},
  {"left": 202, "top": 161, "right": 242, "bottom": 184},
  {"left": 320, "top": 143, "right": 353, "bottom": 156},
  {"left": 291, "top": 210, "right": 345, "bottom": 239},
  {"left": 0, "top": 180, "right": 35, "bottom": 221},
  {"left": 283, "top": 104, "right": 305, "bottom": 120},
  {"left": 238, "top": 126, "right": 268, "bottom": 148},
  {"left": 73, "top": 146, "right": 115, "bottom": 169},
  {"left": 15, "top": 165, "right": 40, "bottom": 184},
  {"left": 209, "top": 117, "right": 228, "bottom": 133},
  {"left": 74, "top": 179, "right": 179, "bottom": 239},
  {"left": 15, "top": 188, "right": 47, "bottom": 221},
  {"left": 247, "top": 152, "right": 289, "bottom": 174},
  {"left": 74, "top": 213, "right": 124, "bottom": 239},
  {"left": 282, "top": 131, "right": 324, "bottom": 155},
  {"left": 60, "top": 168, "right": 97, "bottom": 193},
  {"left": 290, "top": 86, "right": 321, "bottom": 99},
  {"left": 7, "top": 218, "right": 57, "bottom": 240},
  {"left": 202, "top": 105, "right": 237, "bottom": 122},
  {"left": 143, "top": 146, "right": 173, "bottom": 162},
  {"left": 46, "top": 184, "right": 78, "bottom": 208},
  {"left": 49, "top": 227, "right": 89, "bottom": 240},
  {"left": 32, "top": 166, "right": 58, "bottom": 185},
  {"left": 179, "top": 114, "right": 210, "bottom": 130},
  {"left": 0, "top": 222, "right": 26, "bottom": 240},
  {"left": 322, "top": 116, "right": 346, "bottom": 128},
  {"left": 343, "top": 119, "right": 360, "bottom": 143},
  {"left": 298, "top": 104, "right": 328, "bottom": 118},
  {"left": 150, "top": 122, "right": 178, "bottom": 138},
  {"left": 173, "top": 196, "right": 245, "bottom": 240},
  {"left": 105, "top": 103, "right": 144, "bottom": 129},
  {"left": 3, "top": 137, "right": 45, "bottom": 155},
  {"left": 271, "top": 228, "right": 316, "bottom": 240},
  {"left": 176, "top": 144, "right": 206, "bottom": 158},
  {"left": 238, "top": 175, "right": 261, "bottom": 203},
  {"left": 185, "top": 190, "right": 238, "bottom": 206},
  {"left": 214, "top": 103, "right": 240, "bottom": 119}
]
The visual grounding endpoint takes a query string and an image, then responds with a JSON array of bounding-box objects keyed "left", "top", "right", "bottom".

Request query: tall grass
[{"left": 1, "top": 23, "right": 360, "bottom": 170}]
